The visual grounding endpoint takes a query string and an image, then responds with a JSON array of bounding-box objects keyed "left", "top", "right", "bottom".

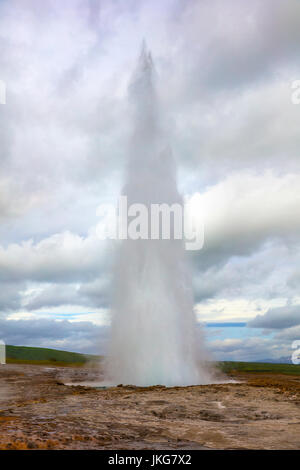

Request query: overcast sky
[{"left": 0, "top": 0, "right": 300, "bottom": 361}]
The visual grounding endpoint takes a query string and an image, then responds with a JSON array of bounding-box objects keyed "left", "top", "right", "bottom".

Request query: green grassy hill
[
  {"left": 218, "top": 361, "right": 300, "bottom": 375},
  {"left": 5, "top": 345, "right": 101, "bottom": 366}
]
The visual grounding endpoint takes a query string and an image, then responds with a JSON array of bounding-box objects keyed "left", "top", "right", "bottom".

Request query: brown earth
[{"left": 0, "top": 364, "right": 299, "bottom": 450}]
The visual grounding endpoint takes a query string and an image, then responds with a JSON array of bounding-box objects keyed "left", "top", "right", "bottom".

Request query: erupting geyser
[{"left": 106, "top": 43, "right": 210, "bottom": 386}]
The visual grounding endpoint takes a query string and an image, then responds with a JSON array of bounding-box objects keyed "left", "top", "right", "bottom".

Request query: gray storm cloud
[{"left": 248, "top": 305, "right": 300, "bottom": 330}]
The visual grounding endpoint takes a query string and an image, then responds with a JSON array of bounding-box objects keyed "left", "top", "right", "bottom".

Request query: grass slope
[
  {"left": 218, "top": 361, "right": 300, "bottom": 375},
  {"left": 6, "top": 345, "right": 100, "bottom": 366}
]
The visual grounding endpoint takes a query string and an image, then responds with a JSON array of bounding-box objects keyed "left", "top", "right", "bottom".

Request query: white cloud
[
  {"left": 195, "top": 297, "right": 286, "bottom": 323},
  {"left": 194, "top": 171, "right": 300, "bottom": 262},
  {"left": 0, "top": 230, "right": 111, "bottom": 283}
]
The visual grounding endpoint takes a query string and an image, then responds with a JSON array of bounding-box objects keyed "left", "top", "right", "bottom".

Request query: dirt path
[{"left": 0, "top": 364, "right": 299, "bottom": 449}]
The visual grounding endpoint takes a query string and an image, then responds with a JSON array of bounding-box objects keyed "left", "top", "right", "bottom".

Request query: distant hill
[
  {"left": 218, "top": 361, "right": 300, "bottom": 375},
  {"left": 256, "top": 357, "right": 292, "bottom": 364},
  {"left": 5, "top": 345, "right": 101, "bottom": 366}
]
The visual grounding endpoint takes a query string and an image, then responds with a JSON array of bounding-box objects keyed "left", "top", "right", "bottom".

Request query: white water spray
[{"left": 106, "top": 43, "right": 211, "bottom": 386}]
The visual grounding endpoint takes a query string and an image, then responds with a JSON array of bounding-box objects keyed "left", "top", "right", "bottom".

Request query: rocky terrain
[{"left": 0, "top": 364, "right": 299, "bottom": 450}]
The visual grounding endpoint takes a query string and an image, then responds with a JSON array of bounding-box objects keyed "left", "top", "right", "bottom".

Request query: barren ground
[{"left": 0, "top": 364, "right": 299, "bottom": 450}]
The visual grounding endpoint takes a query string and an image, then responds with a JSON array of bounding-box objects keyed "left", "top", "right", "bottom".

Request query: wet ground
[{"left": 0, "top": 364, "right": 299, "bottom": 449}]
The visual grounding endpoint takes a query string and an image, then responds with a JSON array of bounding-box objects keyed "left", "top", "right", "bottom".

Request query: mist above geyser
[{"left": 106, "top": 43, "right": 211, "bottom": 386}]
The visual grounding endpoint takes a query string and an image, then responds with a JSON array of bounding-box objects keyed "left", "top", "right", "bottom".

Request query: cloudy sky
[{"left": 0, "top": 0, "right": 300, "bottom": 361}]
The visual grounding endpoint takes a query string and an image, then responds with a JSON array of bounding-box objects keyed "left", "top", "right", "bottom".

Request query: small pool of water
[
  {"left": 64, "top": 378, "right": 241, "bottom": 389},
  {"left": 64, "top": 380, "right": 116, "bottom": 389}
]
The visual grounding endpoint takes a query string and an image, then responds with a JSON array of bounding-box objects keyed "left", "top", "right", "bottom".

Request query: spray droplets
[{"left": 106, "top": 45, "right": 211, "bottom": 386}]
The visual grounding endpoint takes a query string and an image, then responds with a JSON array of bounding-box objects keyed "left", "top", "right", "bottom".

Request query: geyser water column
[{"left": 106, "top": 44, "right": 210, "bottom": 386}]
